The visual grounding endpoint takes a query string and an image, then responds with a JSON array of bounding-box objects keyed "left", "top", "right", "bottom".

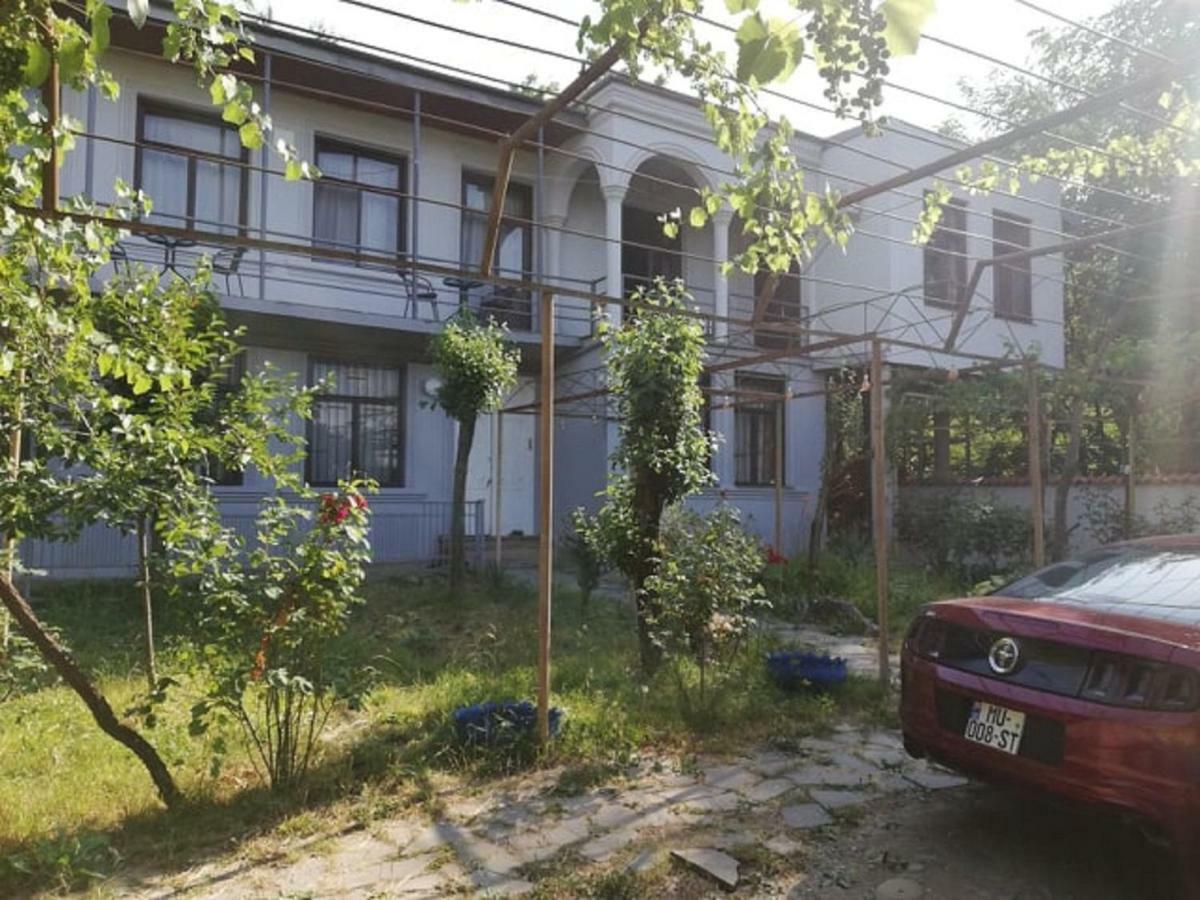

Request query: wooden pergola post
[
  {"left": 536, "top": 292, "right": 555, "bottom": 745},
  {"left": 1027, "top": 363, "right": 1046, "bottom": 567},
  {"left": 774, "top": 397, "right": 784, "bottom": 553},
  {"left": 494, "top": 410, "right": 503, "bottom": 568},
  {"left": 870, "top": 340, "right": 890, "bottom": 685}
]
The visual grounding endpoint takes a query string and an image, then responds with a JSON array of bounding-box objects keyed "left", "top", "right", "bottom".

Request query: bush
[
  {"left": 564, "top": 508, "right": 609, "bottom": 614},
  {"left": 1081, "top": 488, "right": 1200, "bottom": 547},
  {"left": 644, "top": 505, "right": 769, "bottom": 720},
  {"left": 897, "top": 491, "right": 1029, "bottom": 577},
  {"left": 176, "top": 482, "right": 374, "bottom": 789}
]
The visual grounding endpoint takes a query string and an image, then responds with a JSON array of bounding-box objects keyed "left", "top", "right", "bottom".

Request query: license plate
[{"left": 964, "top": 701, "right": 1026, "bottom": 755}]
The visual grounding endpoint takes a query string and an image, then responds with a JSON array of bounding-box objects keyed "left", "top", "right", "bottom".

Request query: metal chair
[
  {"left": 109, "top": 242, "right": 131, "bottom": 276},
  {"left": 213, "top": 246, "right": 246, "bottom": 296},
  {"left": 401, "top": 269, "right": 440, "bottom": 320}
]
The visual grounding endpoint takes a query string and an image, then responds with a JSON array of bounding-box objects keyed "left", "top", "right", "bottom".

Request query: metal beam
[
  {"left": 944, "top": 210, "right": 1200, "bottom": 350},
  {"left": 838, "top": 51, "right": 1200, "bottom": 211}
]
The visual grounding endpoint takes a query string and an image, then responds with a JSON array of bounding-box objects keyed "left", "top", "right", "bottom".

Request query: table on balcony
[{"left": 145, "top": 233, "right": 198, "bottom": 279}]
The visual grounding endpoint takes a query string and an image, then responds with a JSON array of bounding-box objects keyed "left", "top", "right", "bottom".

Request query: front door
[{"left": 465, "top": 378, "right": 536, "bottom": 537}]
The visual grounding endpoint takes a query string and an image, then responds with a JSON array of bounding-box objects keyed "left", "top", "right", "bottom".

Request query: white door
[{"left": 465, "top": 379, "right": 536, "bottom": 536}]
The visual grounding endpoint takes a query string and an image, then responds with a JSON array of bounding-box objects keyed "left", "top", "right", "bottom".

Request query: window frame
[
  {"left": 459, "top": 169, "right": 534, "bottom": 279},
  {"left": 311, "top": 135, "right": 408, "bottom": 265},
  {"left": 734, "top": 373, "right": 786, "bottom": 488},
  {"left": 992, "top": 208, "right": 1033, "bottom": 322},
  {"left": 923, "top": 196, "right": 969, "bottom": 308},
  {"left": 305, "top": 358, "right": 406, "bottom": 488},
  {"left": 134, "top": 98, "right": 249, "bottom": 232},
  {"left": 753, "top": 267, "right": 805, "bottom": 349}
]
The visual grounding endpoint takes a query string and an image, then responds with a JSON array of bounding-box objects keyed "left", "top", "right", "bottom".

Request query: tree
[
  {"left": 429, "top": 312, "right": 519, "bottom": 590},
  {"left": 0, "top": 0, "right": 316, "bottom": 806},
  {"left": 953, "top": 0, "right": 1200, "bottom": 557},
  {"left": 579, "top": 280, "right": 714, "bottom": 671}
]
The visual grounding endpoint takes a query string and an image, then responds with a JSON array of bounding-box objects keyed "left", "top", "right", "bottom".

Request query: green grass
[{"left": 0, "top": 571, "right": 892, "bottom": 895}]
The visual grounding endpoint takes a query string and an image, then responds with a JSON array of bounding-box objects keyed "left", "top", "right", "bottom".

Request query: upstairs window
[
  {"left": 993, "top": 210, "right": 1032, "bottom": 321},
  {"left": 308, "top": 360, "right": 404, "bottom": 488},
  {"left": 753, "top": 267, "right": 804, "bottom": 349},
  {"left": 924, "top": 197, "right": 968, "bottom": 306},
  {"left": 136, "top": 102, "right": 245, "bottom": 234},
  {"left": 735, "top": 374, "right": 786, "bottom": 487},
  {"left": 313, "top": 138, "right": 407, "bottom": 263},
  {"left": 460, "top": 172, "right": 532, "bottom": 280}
]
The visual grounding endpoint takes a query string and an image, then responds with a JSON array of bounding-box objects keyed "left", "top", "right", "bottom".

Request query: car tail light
[{"left": 1081, "top": 653, "right": 1200, "bottom": 711}]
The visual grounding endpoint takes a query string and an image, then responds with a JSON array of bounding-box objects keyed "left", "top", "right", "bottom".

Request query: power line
[
  {"left": 249, "top": 9, "right": 1158, "bottom": 236},
  {"left": 1011, "top": 0, "right": 1174, "bottom": 65}
]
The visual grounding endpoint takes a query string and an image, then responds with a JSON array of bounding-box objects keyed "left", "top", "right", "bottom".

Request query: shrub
[
  {"left": 897, "top": 491, "right": 1029, "bottom": 577},
  {"left": 644, "top": 505, "right": 769, "bottom": 719},
  {"left": 176, "top": 482, "right": 374, "bottom": 789},
  {"left": 564, "top": 508, "right": 609, "bottom": 614}
]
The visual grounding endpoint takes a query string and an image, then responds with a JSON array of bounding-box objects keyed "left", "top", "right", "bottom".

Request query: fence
[
  {"left": 19, "top": 496, "right": 486, "bottom": 580},
  {"left": 898, "top": 476, "right": 1200, "bottom": 558}
]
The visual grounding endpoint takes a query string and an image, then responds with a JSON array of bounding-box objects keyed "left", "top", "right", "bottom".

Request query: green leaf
[
  {"left": 688, "top": 206, "right": 708, "bottom": 228},
  {"left": 882, "top": 0, "right": 936, "bottom": 57},
  {"left": 239, "top": 121, "right": 263, "bottom": 150},
  {"left": 132, "top": 374, "right": 153, "bottom": 395},
  {"left": 22, "top": 41, "right": 50, "bottom": 88},
  {"left": 724, "top": 0, "right": 758, "bottom": 11},
  {"left": 222, "top": 100, "right": 248, "bottom": 125},
  {"left": 127, "top": 0, "right": 150, "bottom": 29},
  {"left": 91, "top": 4, "right": 113, "bottom": 54},
  {"left": 735, "top": 15, "right": 801, "bottom": 85},
  {"left": 59, "top": 37, "right": 87, "bottom": 83},
  {"left": 284, "top": 159, "right": 304, "bottom": 181}
]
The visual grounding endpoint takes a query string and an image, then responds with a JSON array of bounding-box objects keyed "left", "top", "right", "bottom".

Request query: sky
[{"left": 248, "top": 0, "right": 1122, "bottom": 137}]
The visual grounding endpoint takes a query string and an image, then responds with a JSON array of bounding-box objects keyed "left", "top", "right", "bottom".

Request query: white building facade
[{"left": 25, "top": 12, "right": 1066, "bottom": 576}]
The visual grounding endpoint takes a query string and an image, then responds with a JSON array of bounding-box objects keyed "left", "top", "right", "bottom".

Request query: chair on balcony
[
  {"left": 213, "top": 246, "right": 246, "bottom": 296},
  {"left": 400, "top": 269, "right": 440, "bottom": 321},
  {"left": 109, "top": 242, "right": 131, "bottom": 277}
]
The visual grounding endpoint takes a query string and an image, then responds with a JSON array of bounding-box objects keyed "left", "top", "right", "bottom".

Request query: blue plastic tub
[
  {"left": 766, "top": 651, "right": 848, "bottom": 691},
  {"left": 452, "top": 700, "right": 564, "bottom": 745}
]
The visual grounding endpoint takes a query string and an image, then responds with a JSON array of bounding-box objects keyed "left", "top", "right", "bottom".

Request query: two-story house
[{"left": 24, "top": 9, "right": 1065, "bottom": 577}]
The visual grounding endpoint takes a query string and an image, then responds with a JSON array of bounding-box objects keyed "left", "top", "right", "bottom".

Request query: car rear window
[{"left": 997, "top": 546, "right": 1200, "bottom": 621}]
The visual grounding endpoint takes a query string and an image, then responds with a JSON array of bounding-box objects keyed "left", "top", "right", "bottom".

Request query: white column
[
  {"left": 602, "top": 184, "right": 626, "bottom": 330},
  {"left": 713, "top": 371, "right": 736, "bottom": 487},
  {"left": 712, "top": 208, "right": 733, "bottom": 341},
  {"left": 543, "top": 214, "right": 566, "bottom": 331}
]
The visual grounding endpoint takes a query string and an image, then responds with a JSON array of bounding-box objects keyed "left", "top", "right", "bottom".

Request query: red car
[{"left": 901, "top": 536, "right": 1200, "bottom": 890}]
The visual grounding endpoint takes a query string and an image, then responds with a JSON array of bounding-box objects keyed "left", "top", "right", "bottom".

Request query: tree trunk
[
  {"left": 1052, "top": 396, "right": 1086, "bottom": 561},
  {"left": 137, "top": 514, "right": 157, "bottom": 692},
  {"left": 0, "top": 576, "right": 179, "bottom": 807},
  {"left": 449, "top": 415, "right": 477, "bottom": 591},
  {"left": 631, "top": 473, "right": 666, "bottom": 674}
]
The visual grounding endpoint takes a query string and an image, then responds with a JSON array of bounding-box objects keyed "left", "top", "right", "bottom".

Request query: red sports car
[{"left": 901, "top": 536, "right": 1200, "bottom": 890}]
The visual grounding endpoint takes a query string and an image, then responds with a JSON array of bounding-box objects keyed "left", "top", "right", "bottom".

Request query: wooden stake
[
  {"left": 870, "top": 341, "right": 890, "bottom": 685},
  {"left": 495, "top": 410, "right": 503, "bottom": 568},
  {"left": 1027, "top": 363, "right": 1046, "bottom": 567},
  {"left": 774, "top": 397, "right": 784, "bottom": 553},
  {"left": 1125, "top": 407, "right": 1136, "bottom": 540},
  {"left": 536, "top": 293, "right": 555, "bottom": 746}
]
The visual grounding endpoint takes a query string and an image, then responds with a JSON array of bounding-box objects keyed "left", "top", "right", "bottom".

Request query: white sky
[{"left": 249, "top": 0, "right": 1120, "bottom": 137}]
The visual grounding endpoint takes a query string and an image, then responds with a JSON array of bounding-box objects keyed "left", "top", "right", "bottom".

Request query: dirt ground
[{"left": 786, "top": 782, "right": 1181, "bottom": 900}]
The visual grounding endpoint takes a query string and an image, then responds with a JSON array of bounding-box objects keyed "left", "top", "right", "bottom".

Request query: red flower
[{"left": 765, "top": 546, "right": 787, "bottom": 566}]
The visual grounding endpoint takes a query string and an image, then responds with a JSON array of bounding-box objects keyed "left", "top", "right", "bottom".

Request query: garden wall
[{"left": 899, "top": 476, "right": 1200, "bottom": 558}]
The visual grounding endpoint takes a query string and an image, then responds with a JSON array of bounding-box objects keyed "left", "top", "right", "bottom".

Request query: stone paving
[{"left": 124, "top": 725, "right": 969, "bottom": 898}]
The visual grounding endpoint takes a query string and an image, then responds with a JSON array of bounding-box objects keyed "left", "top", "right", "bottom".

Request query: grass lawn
[{"left": 0, "top": 568, "right": 899, "bottom": 895}]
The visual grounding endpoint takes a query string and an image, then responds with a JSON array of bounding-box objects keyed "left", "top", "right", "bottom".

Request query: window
[
  {"left": 923, "top": 197, "right": 968, "bottom": 306},
  {"left": 735, "top": 374, "right": 785, "bottom": 487},
  {"left": 205, "top": 354, "right": 247, "bottom": 487},
  {"left": 313, "top": 138, "right": 406, "bottom": 262},
  {"left": 993, "top": 210, "right": 1032, "bottom": 321},
  {"left": 136, "top": 102, "right": 245, "bottom": 233},
  {"left": 753, "top": 267, "right": 804, "bottom": 349},
  {"left": 460, "top": 172, "right": 532, "bottom": 279},
  {"left": 308, "top": 361, "right": 404, "bottom": 487}
]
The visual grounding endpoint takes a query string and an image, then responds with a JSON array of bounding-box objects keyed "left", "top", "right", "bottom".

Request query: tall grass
[{"left": 0, "top": 571, "right": 890, "bottom": 894}]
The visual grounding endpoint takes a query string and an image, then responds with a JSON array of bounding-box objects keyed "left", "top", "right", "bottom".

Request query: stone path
[{"left": 121, "top": 725, "right": 967, "bottom": 898}]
